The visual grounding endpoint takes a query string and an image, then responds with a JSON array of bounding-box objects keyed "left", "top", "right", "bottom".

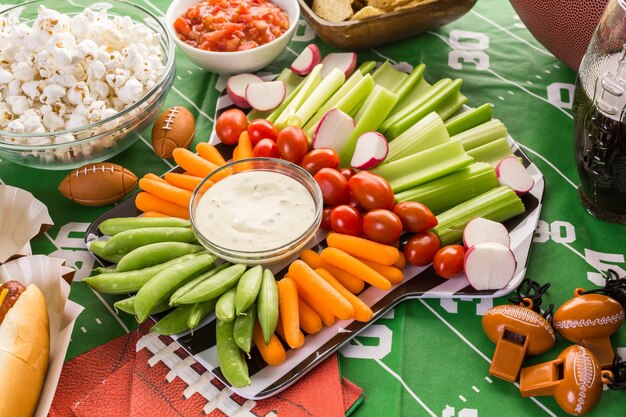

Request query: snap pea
[
  {"left": 257, "top": 269, "right": 279, "bottom": 344},
  {"left": 84, "top": 253, "right": 202, "bottom": 294},
  {"left": 169, "top": 262, "right": 231, "bottom": 306},
  {"left": 215, "top": 287, "right": 237, "bottom": 322},
  {"left": 116, "top": 242, "right": 204, "bottom": 272},
  {"left": 216, "top": 319, "right": 250, "bottom": 388},
  {"left": 99, "top": 217, "right": 191, "bottom": 235},
  {"left": 134, "top": 254, "right": 217, "bottom": 323},
  {"left": 175, "top": 264, "right": 246, "bottom": 305},
  {"left": 234, "top": 302, "right": 257, "bottom": 353},
  {"left": 187, "top": 299, "right": 218, "bottom": 330},
  {"left": 150, "top": 304, "right": 195, "bottom": 335},
  {"left": 101, "top": 227, "right": 197, "bottom": 258},
  {"left": 89, "top": 240, "right": 123, "bottom": 263},
  {"left": 113, "top": 296, "right": 171, "bottom": 316},
  {"left": 234, "top": 265, "right": 263, "bottom": 315},
  {"left": 95, "top": 267, "right": 116, "bottom": 274}
]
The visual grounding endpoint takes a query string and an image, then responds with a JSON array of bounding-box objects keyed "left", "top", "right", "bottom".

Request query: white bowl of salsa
[{"left": 166, "top": 0, "right": 300, "bottom": 74}]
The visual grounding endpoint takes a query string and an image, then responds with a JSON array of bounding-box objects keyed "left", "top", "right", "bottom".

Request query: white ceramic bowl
[{"left": 165, "top": 0, "right": 300, "bottom": 74}]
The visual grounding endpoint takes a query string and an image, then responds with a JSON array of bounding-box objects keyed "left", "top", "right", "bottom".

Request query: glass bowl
[
  {"left": 0, "top": 0, "right": 176, "bottom": 170},
  {"left": 190, "top": 158, "right": 323, "bottom": 265}
]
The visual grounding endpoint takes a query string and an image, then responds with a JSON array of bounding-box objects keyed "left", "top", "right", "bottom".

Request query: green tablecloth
[{"left": 1, "top": 0, "right": 625, "bottom": 416}]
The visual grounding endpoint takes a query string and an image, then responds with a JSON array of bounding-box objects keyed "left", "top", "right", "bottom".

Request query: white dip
[{"left": 195, "top": 170, "right": 316, "bottom": 252}]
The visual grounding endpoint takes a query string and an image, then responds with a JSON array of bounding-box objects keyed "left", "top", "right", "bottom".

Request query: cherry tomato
[
  {"left": 392, "top": 201, "right": 438, "bottom": 233},
  {"left": 247, "top": 119, "right": 278, "bottom": 146},
  {"left": 347, "top": 193, "right": 364, "bottom": 213},
  {"left": 276, "top": 126, "right": 309, "bottom": 164},
  {"left": 330, "top": 205, "right": 363, "bottom": 236},
  {"left": 215, "top": 109, "right": 247, "bottom": 145},
  {"left": 403, "top": 231, "right": 441, "bottom": 266},
  {"left": 339, "top": 168, "right": 356, "bottom": 181},
  {"left": 348, "top": 171, "right": 394, "bottom": 211},
  {"left": 433, "top": 245, "right": 466, "bottom": 279},
  {"left": 321, "top": 207, "right": 333, "bottom": 230},
  {"left": 300, "top": 148, "right": 340, "bottom": 176},
  {"left": 362, "top": 209, "right": 403, "bottom": 244},
  {"left": 252, "top": 138, "right": 280, "bottom": 158},
  {"left": 314, "top": 168, "right": 351, "bottom": 206}
]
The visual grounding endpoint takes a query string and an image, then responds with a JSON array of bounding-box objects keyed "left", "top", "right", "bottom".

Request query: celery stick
[
  {"left": 395, "top": 162, "right": 498, "bottom": 214},
  {"left": 372, "top": 61, "right": 408, "bottom": 92},
  {"left": 386, "top": 79, "right": 464, "bottom": 139},
  {"left": 389, "top": 77, "right": 432, "bottom": 118},
  {"left": 450, "top": 119, "right": 508, "bottom": 151},
  {"left": 274, "top": 64, "right": 322, "bottom": 128},
  {"left": 385, "top": 112, "right": 449, "bottom": 163},
  {"left": 358, "top": 60, "right": 377, "bottom": 75},
  {"left": 247, "top": 69, "right": 303, "bottom": 121},
  {"left": 393, "top": 64, "right": 425, "bottom": 104},
  {"left": 338, "top": 85, "right": 398, "bottom": 166},
  {"left": 445, "top": 103, "right": 493, "bottom": 136},
  {"left": 371, "top": 141, "right": 474, "bottom": 193},
  {"left": 288, "top": 68, "right": 345, "bottom": 127},
  {"left": 267, "top": 77, "right": 306, "bottom": 123},
  {"left": 466, "top": 137, "right": 515, "bottom": 166},
  {"left": 432, "top": 186, "right": 525, "bottom": 246},
  {"left": 437, "top": 92, "right": 468, "bottom": 120}
]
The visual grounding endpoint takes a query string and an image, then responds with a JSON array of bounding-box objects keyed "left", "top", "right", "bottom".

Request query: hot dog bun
[{"left": 0, "top": 284, "right": 49, "bottom": 417}]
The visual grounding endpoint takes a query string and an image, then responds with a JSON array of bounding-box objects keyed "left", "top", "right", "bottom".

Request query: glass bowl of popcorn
[{"left": 0, "top": 0, "right": 176, "bottom": 170}]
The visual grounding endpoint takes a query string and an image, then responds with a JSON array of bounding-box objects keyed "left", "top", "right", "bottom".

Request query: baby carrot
[
  {"left": 320, "top": 248, "right": 391, "bottom": 290},
  {"left": 355, "top": 257, "right": 404, "bottom": 284},
  {"left": 315, "top": 268, "right": 373, "bottom": 322},
  {"left": 253, "top": 321, "right": 286, "bottom": 366},
  {"left": 393, "top": 252, "right": 407, "bottom": 269},
  {"left": 164, "top": 172, "right": 206, "bottom": 192},
  {"left": 289, "top": 275, "right": 336, "bottom": 327},
  {"left": 135, "top": 192, "right": 190, "bottom": 219},
  {"left": 300, "top": 249, "right": 364, "bottom": 294},
  {"left": 275, "top": 314, "right": 305, "bottom": 348},
  {"left": 196, "top": 142, "right": 226, "bottom": 166},
  {"left": 235, "top": 132, "right": 253, "bottom": 160},
  {"left": 141, "top": 211, "right": 168, "bottom": 218},
  {"left": 298, "top": 298, "right": 323, "bottom": 334},
  {"left": 326, "top": 233, "right": 399, "bottom": 265},
  {"left": 277, "top": 277, "right": 304, "bottom": 349},
  {"left": 288, "top": 260, "right": 354, "bottom": 320},
  {"left": 138, "top": 178, "right": 192, "bottom": 208},
  {"left": 172, "top": 148, "right": 219, "bottom": 177},
  {"left": 143, "top": 173, "right": 169, "bottom": 184}
]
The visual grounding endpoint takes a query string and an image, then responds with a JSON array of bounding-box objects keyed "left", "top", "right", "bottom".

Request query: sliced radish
[
  {"left": 464, "top": 242, "right": 517, "bottom": 291},
  {"left": 320, "top": 52, "right": 357, "bottom": 78},
  {"left": 463, "top": 217, "right": 510, "bottom": 248},
  {"left": 496, "top": 156, "right": 535, "bottom": 195},
  {"left": 312, "top": 108, "right": 355, "bottom": 153},
  {"left": 245, "top": 81, "right": 286, "bottom": 112},
  {"left": 291, "top": 44, "right": 322, "bottom": 76},
  {"left": 227, "top": 73, "right": 263, "bottom": 108},
  {"left": 350, "top": 132, "right": 388, "bottom": 170}
]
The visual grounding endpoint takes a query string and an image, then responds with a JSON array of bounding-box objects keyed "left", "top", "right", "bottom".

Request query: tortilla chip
[
  {"left": 350, "top": 6, "right": 384, "bottom": 20},
  {"left": 365, "top": 0, "right": 396, "bottom": 12},
  {"left": 352, "top": 0, "right": 367, "bottom": 11},
  {"left": 313, "top": 0, "right": 354, "bottom": 22}
]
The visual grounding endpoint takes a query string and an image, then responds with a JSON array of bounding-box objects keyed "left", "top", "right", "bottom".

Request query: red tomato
[
  {"left": 215, "top": 109, "right": 247, "bottom": 145},
  {"left": 392, "top": 202, "right": 438, "bottom": 233},
  {"left": 403, "top": 231, "right": 441, "bottom": 266},
  {"left": 348, "top": 171, "right": 395, "bottom": 211},
  {"left": 314, "top": 168, "right": 351, "bottom": 206},
  {"left": 276, "top": 126, "right": 309, "bottom": 164},
  {"left": 433, "top": 245, "right": 466, "bottom": 279},
  {"left": 247, "top": 119, "right": 278, "bottom": 145},
  {"left": 252, "top": 138, "right": 280, "bottom": 158},
  {"left": 339, "top": 168, "right": 356, "bottom": 181},
  {"left": 321, "top": 207, "right": 333, "bottom": 230},
  {"left": 300, "top": 148, "right": 340, "bottom": 176},
  {"left": 330, "top": 205, "right": 363, "bottom": 236},
  {"left": 362, "top": 209, "right": 403, "bottom": 244}
]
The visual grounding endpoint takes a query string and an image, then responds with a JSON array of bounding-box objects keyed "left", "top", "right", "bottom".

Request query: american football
[
  {"left": 151, "top": 106, "right": 196, "bottom": 159},
  {"left": 58, "top": 163, "right": 138, "bottom": 207}
]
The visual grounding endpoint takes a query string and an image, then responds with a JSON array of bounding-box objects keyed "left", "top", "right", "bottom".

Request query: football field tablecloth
[{"left": 1, "top": 0, "right": 625, "bottom": 416}]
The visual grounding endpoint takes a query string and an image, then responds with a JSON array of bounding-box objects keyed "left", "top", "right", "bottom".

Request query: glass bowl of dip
[{"left": 190, "top": 158, "right": 323, "bottom": 265}]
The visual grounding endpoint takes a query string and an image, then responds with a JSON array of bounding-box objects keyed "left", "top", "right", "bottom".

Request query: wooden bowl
[{"left": 298, "top": 0, "right": 477, "bottom": 50}]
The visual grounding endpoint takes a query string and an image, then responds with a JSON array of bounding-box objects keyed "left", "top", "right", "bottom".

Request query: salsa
[{"left": 174, "top": 0, "right": 290, "bottom": 52}]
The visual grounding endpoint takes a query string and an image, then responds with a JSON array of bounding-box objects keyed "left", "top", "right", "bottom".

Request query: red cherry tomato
[
  {"left": 314, "top": 168, "right": 350, "bottom": 206},
  {"left": 300, "top": 148, "right": 340, "bottom": 176},
  {"left": 339, "top": 168, "right": 356, "bottom": 181},
  {"left": 348, "top": 171, "right": 395, "bottom": 211},
  {"left": 392, "top": 201, "right": 438, "bottom": 233},
  {"left": 321, "top": 207, "right": 333, "bottom": 230},
  {"left": 330, "top": 205, "right": 363, "bottom": 236},
  {"left": 433, "top": 245, "right": 466, "bottom": 279},
  {"left": 247, "top": 119, "right": 278, "bottom": 146},
  {"left": 403, "top": 231, "right": 441, "bottom": 266},
  {"left": 276, "top": 126, "right": 309, "bottom": 164},
  {"left": 362, "top": 209, "right": 403, "bottom": 244},
  {"left": 252, "top": 138, "right": 280, "bottom": 158},
  {"left": 215, "top": 109, "right": 247, "bottom": 145}
]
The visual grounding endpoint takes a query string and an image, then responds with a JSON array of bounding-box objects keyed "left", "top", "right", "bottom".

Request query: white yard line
[
  {"left": 286, "top": 46, "right": 299, "bottom": 57},
  {"left": 137, "top": 132, "right": 175, "bottom": 169},
  {"left": 517, "top": 144, "right": 577, "bottom": 189},
  {"left": 370, "top": 49, "right": 398, "bottom": 65}
]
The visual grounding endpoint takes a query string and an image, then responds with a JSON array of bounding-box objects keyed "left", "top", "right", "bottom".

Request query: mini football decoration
[
  {"left": 151, "top": 106, "right": 195, "bottom": 159},
  {"left": 58, "top": 163, "right": 138, "bottom": 207}
]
